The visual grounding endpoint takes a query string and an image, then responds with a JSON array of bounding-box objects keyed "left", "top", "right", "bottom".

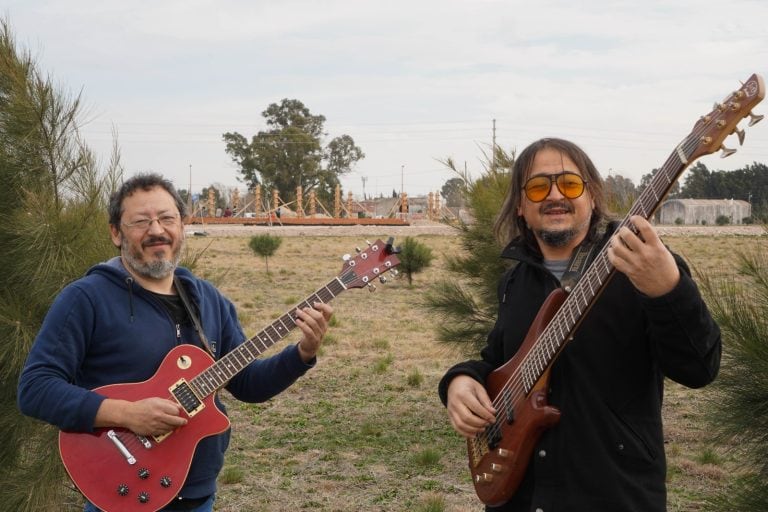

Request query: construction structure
[{"left": 186, "top": 185, "right": 442, "bottom": 227}]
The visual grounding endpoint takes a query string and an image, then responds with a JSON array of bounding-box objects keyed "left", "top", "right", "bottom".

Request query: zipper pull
[{"left": 176, "top": 323, "right": 181, "bottom": 340}]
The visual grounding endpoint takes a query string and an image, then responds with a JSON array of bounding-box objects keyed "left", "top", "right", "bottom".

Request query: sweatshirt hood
[{"left": 85, "top": 257, "right": 198, "bottom": 321}]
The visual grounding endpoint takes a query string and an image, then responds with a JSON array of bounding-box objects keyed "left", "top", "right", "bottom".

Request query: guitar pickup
[{"left": 169, "top": 379, "right": 204, "bottom": 417}]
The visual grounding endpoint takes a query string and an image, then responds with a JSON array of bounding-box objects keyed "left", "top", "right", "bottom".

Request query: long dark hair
[
  {"left": 493, "top": 137, "right": 608, "bottom": 250},
  {"left": 108, "top": 173, "right": 187, "bottom": 228}
]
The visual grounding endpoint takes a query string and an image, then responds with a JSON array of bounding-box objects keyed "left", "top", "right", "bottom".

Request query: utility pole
[
  {"left": 361, "top": 176, "right": 368, "bottom": 200},
  {"left": 492, "top": 119, "right": 497, "bottom": 170},
  {"left": 188, "top": 164, "right": 193, "bottom": 214},
  {"left": 401, "top": 165, "right": 404, "bottom": 196}
]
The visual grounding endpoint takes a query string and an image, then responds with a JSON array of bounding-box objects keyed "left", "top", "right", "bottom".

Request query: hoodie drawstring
[{"left": 125, "top": 276, "right": 135, "bottom": 322}]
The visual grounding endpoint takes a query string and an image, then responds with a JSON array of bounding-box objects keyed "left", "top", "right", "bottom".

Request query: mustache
[
  {"left": 142, "top": 236, "right": 173, "bottom": 247},
  {"left": 540, "top": 201, "right": 574, "bottom": 214}
]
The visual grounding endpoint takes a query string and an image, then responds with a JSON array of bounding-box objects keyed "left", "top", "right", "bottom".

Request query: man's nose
[
  {"left": 146, "top": 219, "right": 166, "bottom": 233},
  {"left": 546, "top": 178, "right": 565, "bottom": 200}
]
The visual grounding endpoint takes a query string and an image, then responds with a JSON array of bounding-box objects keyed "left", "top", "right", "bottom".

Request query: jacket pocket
[{"left": 606, "top": 405, "right": 659, "bottom": 464}]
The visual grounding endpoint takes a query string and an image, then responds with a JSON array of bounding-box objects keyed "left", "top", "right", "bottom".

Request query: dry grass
[{"left": 179, "top": 230, "right": 759, "bottom": 512}]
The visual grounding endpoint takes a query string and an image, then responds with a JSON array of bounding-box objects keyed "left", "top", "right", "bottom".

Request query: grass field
[{"left": 180, "top": 229, "right": 758, "bottom": 512}]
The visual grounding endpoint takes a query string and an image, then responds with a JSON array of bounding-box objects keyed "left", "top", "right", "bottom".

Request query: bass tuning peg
[
  {"left": 734, "top": 128, "right": 746, "bottom": 145},
  {"left": 748, "top": 111, "right": 764, "bottom": 126},
  {"left": 719, "top": 144, "right": 737, "bottom": 158}
]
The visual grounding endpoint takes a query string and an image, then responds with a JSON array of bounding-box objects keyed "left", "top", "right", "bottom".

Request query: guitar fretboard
[{"left": 188, "top": 277, "right": 347, "bottom": 398}]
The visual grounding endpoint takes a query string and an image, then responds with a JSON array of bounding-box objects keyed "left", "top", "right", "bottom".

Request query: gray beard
[
  {"left": 121, "top": 235, "right": 182, "bottom": 280},
  {"left": 537, "top": 228, "right": 579, "bottom": 248}
]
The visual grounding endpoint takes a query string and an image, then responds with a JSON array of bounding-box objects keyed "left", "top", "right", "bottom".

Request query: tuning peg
[
  {"left": 735, "top": 128, "right": 746, "bottom": 145},
  {"left": 367, "top": 283, "right": 377, "bottom": 292},
  {"left": 385, "top": 237, "right": 401, "bottom": 255},
  {"left": 390, "top": 269, "right": 399, "bottom": 278},
  {"left": 342, "top": 254, "right": 351, "bottom": 261},
  {"left": 748, "top": 111, "right": 764, "bottom": 126},
  {"left": 379, "top": 276, "right": 388, "bottom": 284},
  {"left": 719, "top": 144, "right": 737, "bottom": 158},
  {"left": 365, "top": 240, "right": 372, "bottom": 246},
  {"left": 355, "top": 247, "right": 362, "bottom": 253}
]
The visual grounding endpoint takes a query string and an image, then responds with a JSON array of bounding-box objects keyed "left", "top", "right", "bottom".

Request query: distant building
[{"left": 658, "top": 198, "right": 751, "bottom": 225}]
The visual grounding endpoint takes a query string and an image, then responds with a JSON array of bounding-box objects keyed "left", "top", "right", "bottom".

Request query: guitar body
[
  {"left": 468, "top": 289, "right": 566, "bottom": 506},
  {"left": 59, "top": 345, "right": 231, "bottom": 512}
]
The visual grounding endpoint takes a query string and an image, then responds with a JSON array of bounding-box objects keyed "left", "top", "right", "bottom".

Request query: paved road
[{"left": 188, "top": 221, "right": 766, "bottom": 238}]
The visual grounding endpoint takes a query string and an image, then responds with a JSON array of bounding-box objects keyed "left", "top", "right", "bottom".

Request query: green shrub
[
  {"left": 399, "top": 237, "right": 435, "bottom": 285},
  {"left": 715, "top": 215, "right": 730, "bottom": 226},
  {"left": 248, "top": 234, "right": 282, "bottom": 273}
]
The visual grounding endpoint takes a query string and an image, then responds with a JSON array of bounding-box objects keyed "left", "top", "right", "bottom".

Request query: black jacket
[{"left": 438, "top": 230, "right": 722, "bottom": 512}]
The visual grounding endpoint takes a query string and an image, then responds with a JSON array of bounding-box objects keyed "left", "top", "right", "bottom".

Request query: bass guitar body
[
  {"left": 468, "top": 289, "right": 566, "bottom": 507},
  {"left": 59, "top": 345, "right": 230, "bottom": 512}
]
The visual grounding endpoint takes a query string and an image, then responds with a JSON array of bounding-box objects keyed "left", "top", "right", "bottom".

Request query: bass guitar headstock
[{"left": 683, "top": 73, "right": 765, "bottom": 163}]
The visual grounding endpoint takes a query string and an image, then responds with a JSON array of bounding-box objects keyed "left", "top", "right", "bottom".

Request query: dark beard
[{"left": 537, "top": 228, "right": 579, "bottom": 248}]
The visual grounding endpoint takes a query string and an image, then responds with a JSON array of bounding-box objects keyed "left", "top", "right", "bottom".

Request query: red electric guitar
[
  {"left": 468, "top": 74, "right": 765, "bottom": 506},
  {"left": 59, "top": 238, "right": 400, "bottom": 512}
]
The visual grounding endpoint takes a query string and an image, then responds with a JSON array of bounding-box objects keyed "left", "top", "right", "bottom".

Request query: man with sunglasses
[
  {"left": 18, "top": 173, "right": 333, "bottom": 511},
  {"left": 439, "top": 138, "right": 721, "bottom": 511}
]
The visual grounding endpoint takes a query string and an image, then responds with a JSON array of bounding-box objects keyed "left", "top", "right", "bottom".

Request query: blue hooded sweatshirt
[{"left": 17, "top": 256, "right": 314, "bottom": 499}]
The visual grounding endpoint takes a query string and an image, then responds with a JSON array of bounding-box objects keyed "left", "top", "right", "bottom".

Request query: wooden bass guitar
[
  {"left": 468, "top": 74, "right": 765, "bottom": 506},
  {"left": 59, "top": 239, "right": 400, "bottom": 512}
]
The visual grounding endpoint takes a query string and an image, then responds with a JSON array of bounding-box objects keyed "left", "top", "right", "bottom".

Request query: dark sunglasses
[{"left": 523, "top": 172, "right": 587, "bottom": 203}]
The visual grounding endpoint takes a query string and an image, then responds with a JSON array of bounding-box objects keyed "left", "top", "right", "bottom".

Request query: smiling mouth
[
  {"left": 541, "top": 203, "right": 573, "bottom": 215},
  {"left": 142, "top": 236, "right": 172, "bottom": 248}
]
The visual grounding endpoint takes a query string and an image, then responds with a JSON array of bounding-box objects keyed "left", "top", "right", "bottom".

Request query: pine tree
[
  {"left": 0, "top": 19, "right": 121, "bottom": 511},
  {"left": 423, "top": 146, "right": 515, "bottom": 355},
  {"left": 699, "top": 237, "right": 768, "bottom": 511}
]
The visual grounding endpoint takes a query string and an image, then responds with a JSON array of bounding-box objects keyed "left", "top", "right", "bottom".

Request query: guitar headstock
[
  {"left": 339, "top": 237, "right": 401, "bottom": 290},
  {"left": 684, "top": 73, "right": 765, "bottom": 163}
]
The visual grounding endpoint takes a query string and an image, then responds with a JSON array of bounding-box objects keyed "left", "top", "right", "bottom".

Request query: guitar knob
[
  {"left": 138, "top": 468, "right": 150, "bottom": 479},
  {"left": 117, "top": 483, "right": 129, "bottom": 496},
  {"left": 160, "top": 476, "right": 172, "bottom": 488},
  {"left": 138, "top": 491, "right": 150, "bottom": 503}
]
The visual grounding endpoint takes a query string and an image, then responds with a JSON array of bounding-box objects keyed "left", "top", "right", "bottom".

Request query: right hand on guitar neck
[
  {"left": 94, "top": 397, "right": 188, "bottom": 436},
  {"left": 446, "top": 375, "right": 497, "bottom": 439}
]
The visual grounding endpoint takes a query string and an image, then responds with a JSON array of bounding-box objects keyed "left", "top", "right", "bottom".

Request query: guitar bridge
[{"left": 469, "top": 436, "right": 490, "bottom": 467}]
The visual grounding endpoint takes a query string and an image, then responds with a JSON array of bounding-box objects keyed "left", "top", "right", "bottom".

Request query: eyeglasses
[
  {"left": 523, "top": 172, "right": 587, "bottom": 203},
  {"left": 122, "top": 214, "right": 180, "bottom": 231}
]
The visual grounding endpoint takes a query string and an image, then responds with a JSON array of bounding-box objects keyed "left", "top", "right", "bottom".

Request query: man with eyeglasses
[
  {"left": 438, "top": 138, "right": 721, "bottom": 511},
  {"left": 18, "top": 173, "right": 333, "bottom": 511}
]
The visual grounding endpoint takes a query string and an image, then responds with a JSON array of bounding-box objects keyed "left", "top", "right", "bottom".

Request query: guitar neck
[{"left": 188, "top": 277, "right": 347, "bottom": 398}]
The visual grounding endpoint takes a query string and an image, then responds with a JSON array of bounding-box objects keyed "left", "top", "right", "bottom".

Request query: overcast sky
[{"left": 5, "top": 0, "right": 768, "bottom": 199}]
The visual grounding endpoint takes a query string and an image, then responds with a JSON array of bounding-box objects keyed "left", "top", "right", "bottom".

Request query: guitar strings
[
  {"left": 476, "top": 102, "right": 732, "bottom": 447},
  {"left": 189, "top": 256, "right": 388, "bottom": 398}
]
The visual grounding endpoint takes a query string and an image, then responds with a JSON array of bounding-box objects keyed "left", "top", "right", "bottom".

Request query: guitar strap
[
  {"left": 173, "top": 275, "right": 217, "bottom": 360},
  {"left": 560, "top": 239, "right": 600, "bottom": 292}
]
